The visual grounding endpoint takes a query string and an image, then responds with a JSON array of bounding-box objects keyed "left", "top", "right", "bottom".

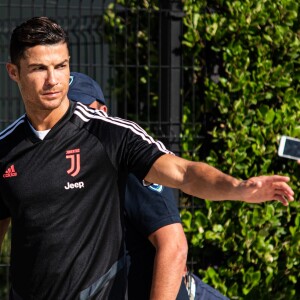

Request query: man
[
  {"left": 0, "top": 17, "right": 294, "bottom": 300},
  {"left": 68, "top": 71, "right": 229, "bottom": 300}
]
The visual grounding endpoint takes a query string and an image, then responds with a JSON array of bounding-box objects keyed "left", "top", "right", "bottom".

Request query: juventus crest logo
[{"left": 66, "top": 149, "right": 81, "bottom": 177}]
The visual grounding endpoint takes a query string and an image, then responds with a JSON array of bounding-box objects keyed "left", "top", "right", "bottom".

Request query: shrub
[{"left": 182, "top": 0, "right": 300, "bottom": 298}]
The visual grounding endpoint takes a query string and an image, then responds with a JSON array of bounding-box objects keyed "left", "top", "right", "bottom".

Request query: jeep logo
[{"left": 64, "top": 181, "right": 85, "bottom": 190}]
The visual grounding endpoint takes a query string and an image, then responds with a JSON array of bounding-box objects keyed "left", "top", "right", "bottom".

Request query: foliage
[
  {"left": 0, "top": 227, "right": 10, "bottom": 299},
  {"left": 181, "top": 0, "right": 300, "bottom": 299}
]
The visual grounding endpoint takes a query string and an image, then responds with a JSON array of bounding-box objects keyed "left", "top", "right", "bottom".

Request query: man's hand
[{"left": 239, "top": 175, "right": 294, "bottom": 206}]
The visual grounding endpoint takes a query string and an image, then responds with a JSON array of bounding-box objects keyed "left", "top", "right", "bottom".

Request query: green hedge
[{"left": 181, "top": 0, "right": 300, "bottom": 299}]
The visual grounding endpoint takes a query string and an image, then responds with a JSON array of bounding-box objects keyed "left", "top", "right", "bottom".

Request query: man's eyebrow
[
  {"left": 27, "top": 63, "right": 45, "bottom": 68},
  {"left": 27, "top": 59, "right": 69, "bottom": 68},
  {"left": 55, "top": 59, "right": 69, "bottom": 66}
]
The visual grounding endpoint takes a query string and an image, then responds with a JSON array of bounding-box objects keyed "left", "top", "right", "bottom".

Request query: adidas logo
[{"left": 3, "top": 165, "right": 18, "bottom": 178}]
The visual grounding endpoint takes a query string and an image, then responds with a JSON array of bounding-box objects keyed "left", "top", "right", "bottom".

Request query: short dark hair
[{"left": 10, "top": 16, "right": 70, "bottom": 66}]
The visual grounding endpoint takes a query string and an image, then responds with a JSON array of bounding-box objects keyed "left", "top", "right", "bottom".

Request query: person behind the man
[
  {"left": 0, "top": 16, "right": 294, "bottom": 300},
  {"left": 68, "top": 71, "right": 189, "bottom": 300},
  {"left": 68, "top": 71, "right": 229, "bottom": 300}
]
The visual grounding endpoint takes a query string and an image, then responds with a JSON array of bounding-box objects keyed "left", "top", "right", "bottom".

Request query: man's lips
[
  {"left": 42, "top": 91, "right": 61, "bottom": 98},
  {"left": 43, "top": 90, "right": 60, "bottom": 95}
]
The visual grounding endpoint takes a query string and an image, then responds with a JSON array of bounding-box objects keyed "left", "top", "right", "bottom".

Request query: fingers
[
  {"left": 273, "top": 182, "right": 294, "bottom": 198},
  {"left": 273, "top": 194, "right": 290, "bottom": 206},
  {"left": 273, "top": 185, "right": 294, "bottom": 205},
  {"left": 267, "top": 175, "right": 290, "bottom": 183},
  {"left": 270, "top": 177, "right": 295, "bottom": 206}
]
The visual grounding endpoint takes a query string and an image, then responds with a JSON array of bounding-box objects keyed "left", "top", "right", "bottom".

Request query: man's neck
[{"left": 26, "top": 99, "right": 70, "bottom": 131}]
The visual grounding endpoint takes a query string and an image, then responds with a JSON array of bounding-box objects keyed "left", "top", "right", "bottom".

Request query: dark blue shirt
[{"left": 125, "top": 174, "right": 189, "bottom": 299}]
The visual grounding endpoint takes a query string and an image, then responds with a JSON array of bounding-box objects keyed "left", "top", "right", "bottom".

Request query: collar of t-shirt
[{"left": 28, "top": 122, "right": 51, "bottom": 140}]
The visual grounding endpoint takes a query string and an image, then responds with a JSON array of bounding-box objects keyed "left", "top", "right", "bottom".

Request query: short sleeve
[
  {"left": 125, "top": 174, "right": 181, "bottom": 237},
  {"left": 99, "top": 116, "right": 172, "bottom": 181}
]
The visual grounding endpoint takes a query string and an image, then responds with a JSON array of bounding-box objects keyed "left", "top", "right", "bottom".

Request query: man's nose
[{"left": 46, "top": 70, "right": 58, "bottom": 86}]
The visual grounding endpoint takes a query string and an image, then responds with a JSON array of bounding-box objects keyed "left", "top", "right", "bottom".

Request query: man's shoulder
[
  {"left": 73, "top": 102, "right": 135, "bottom": 131},
  {"left": 0, "top": 115, "right": 26, "bottom": 139},
  {"left": 0, "top": 115, "right": 27, "bottom": 156}
]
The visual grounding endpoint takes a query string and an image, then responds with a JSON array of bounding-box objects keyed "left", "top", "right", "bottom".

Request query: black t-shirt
[
  {"left": 0, "top": 102, "right": 169, "bottom": 300},
  {"left": 125, "top": 174, "right": 189, "bottom": 299}
]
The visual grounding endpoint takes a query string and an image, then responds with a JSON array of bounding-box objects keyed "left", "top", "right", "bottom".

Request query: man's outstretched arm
[
  {"left": 148, "top": 223, "right": 188, "bottom": 300},
  {"left": 145, "top": 154, "right": 294, "bottom": 206}
]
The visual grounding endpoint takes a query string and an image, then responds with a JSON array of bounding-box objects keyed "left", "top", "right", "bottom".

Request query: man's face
[{"left": 6, "top": 42, "right": 70, "bottom": 114}]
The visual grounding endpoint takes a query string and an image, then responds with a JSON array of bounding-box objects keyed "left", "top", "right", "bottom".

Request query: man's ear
[
  {"left": 6, "top": 63, "right": 19, "bottom": 82},
  {"left": 100, "top": 105, "right": 108, "bottom": 113}
]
